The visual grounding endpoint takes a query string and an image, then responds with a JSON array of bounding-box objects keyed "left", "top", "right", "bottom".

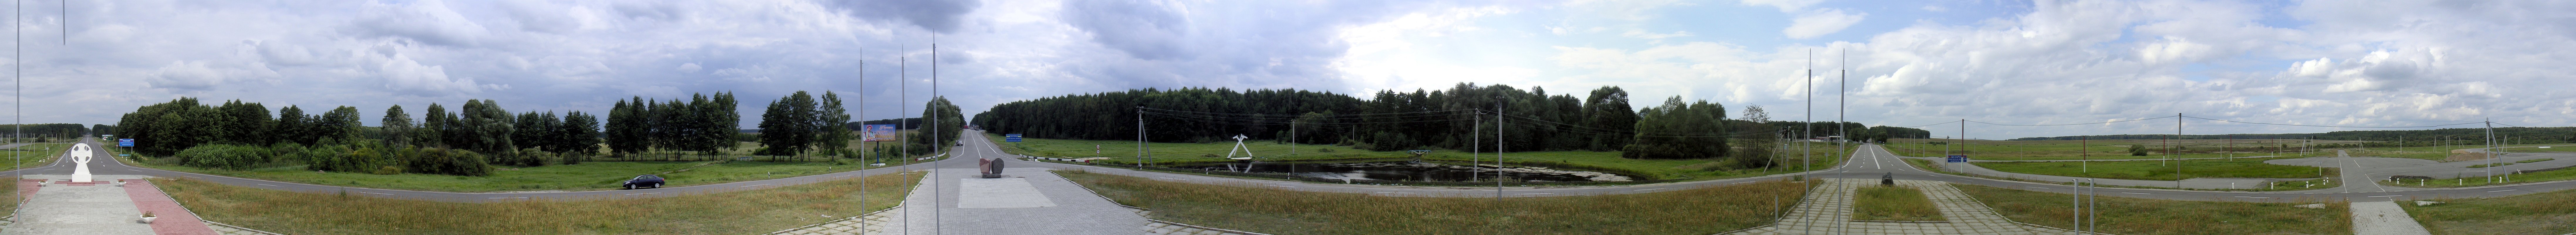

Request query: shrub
[{"left": 178, "top": 145, "right": 266, "bottom": 171}]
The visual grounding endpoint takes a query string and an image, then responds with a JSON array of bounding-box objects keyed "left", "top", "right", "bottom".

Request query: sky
[{"left": 10, "top": 0, "right": 2575, "bottom": 140}]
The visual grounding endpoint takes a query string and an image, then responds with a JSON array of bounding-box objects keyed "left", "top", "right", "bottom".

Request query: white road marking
[
  {"left": 2366, "top": 195, "right": 2403, "bottom": 197},
  {"left": 360, "top": 192, "right": 393, "bottom": 195},
  {"left": 1514, "top": 193, "right": 1553, "bottom": 195},
  {"left": 2119, "top": 192, "right": 2150, "bottom": 194},
  {"left": 1633, "top": 188, "right": 1667, "bottom": 191},
  {"left": 256, "top": 184, "right": 279, "bottom": 187},
  {"left": 741, "top": 184, "right": 772, "bottom": 187},
  {"left": 2487, "top": 189, "right": 2519, "bottom": 192},
  {"left": 626, "top": 192, "right": 662, "bottom": 195}
]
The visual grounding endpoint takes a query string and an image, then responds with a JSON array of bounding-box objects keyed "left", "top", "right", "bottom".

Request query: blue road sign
[
  {"left": 1945, "top": 155, "right": 1967, "bottom": 163},
  {"left": 117, "top": 139, "right": 135, "bottom": 147},
  {"left": 1005, "top": 134, "right": 1023, "bottom": 142}
]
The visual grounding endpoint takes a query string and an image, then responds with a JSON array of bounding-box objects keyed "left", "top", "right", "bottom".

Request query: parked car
[{"left": 623, "top": 174, "right": 665, "bottom": 189}]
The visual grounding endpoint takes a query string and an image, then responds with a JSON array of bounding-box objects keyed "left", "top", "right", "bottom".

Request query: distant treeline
[
  {"left": 0, "top": 123, "right": 90, "bottom": 141},
  {"left": 2009, "top": 127, "right": 2576, "bottom": 145},
  {"left": 970, "top": 83, "right": 1931, "bottom": 162}
]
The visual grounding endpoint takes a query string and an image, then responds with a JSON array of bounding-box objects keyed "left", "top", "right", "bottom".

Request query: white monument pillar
[{"left": 70, "top": 143, "right": 93, "bottom": 182}]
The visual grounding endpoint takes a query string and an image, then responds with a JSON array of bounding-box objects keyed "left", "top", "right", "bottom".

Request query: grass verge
[
  {"left": 1057, "top": 170, "right": 1805, "bottom": 234},
  {"left": 1970, "top": 157, "right": 2324, "bottom": 181},
  {"left": 2518, "top": 158, "right": 2554, "bottom": 163},
  {"left": 1853, "top": 185, "right": 1942, "bottom": 221},
  {"left": 1885, "top": 138, "right": 2346, "bottom": 161},
  {"left": 2388, "top": 164, "right": 2576, "bottom": 188},
  {"left": 1956, "top": 184, "right": 2349, "bottom": 235},
  {"left": 0, "top": 177, "right": 16, "bottom": 217},
  {"left": 2467, "top": 163, "right": 2512, "bottom": 168},
  {"left": 2404, "top": 188, "right": 2576, "bottom": 235},
  {"left": 161, "top": 172, "right": 919, "bottom": 234}
]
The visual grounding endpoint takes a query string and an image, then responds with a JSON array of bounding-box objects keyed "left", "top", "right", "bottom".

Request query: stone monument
[
  {"left": 979, "top": 158, "right": 1006, "bottom": 178},
  {"left": 70, "top": 143, "right": 94, "bottom": 182}
]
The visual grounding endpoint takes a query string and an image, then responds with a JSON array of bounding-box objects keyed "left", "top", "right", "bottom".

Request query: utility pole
[
  {"left": 1838, "top": 49, "right": 1847, "bottom": 163},
  {"left": 1473, "top": 113, "right": 1480, "bottom": 182},
  {"left": 1136, "top": 108, "right": 1145, "bottom": 169},
  {"left": 1803, "top": 49, "right": 1814, "bottom": 177},
  {"left": 2175, "top": 113, "right": 2183, "bottom": 188},
  {"left": 2486, "top": 119, "right": 2494, "bottom": 182},
  {"left": 1496, "top": 97, "right": 1505, "bottom": 202}
]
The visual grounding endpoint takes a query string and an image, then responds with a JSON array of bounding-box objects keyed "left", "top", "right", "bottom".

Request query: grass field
[
  {"left": 103, "top": 140, "right": 948, "bottom": 192},
  {"left": 2500, "top": 145, "right": 2576, "bottom": 153},
  {"left": 990, "top": 134, "right": 1846, "bottom": 182},
  {"left": 161, "top": 172, "right": 919, "bottom": 235},
  {"left": 2388, "top": 165, "right": 2576, "bottom": 188},
  {"left": 1957, "top": 184, "right": 2349, "bottom": 235},
  {"left": 1906, "top": 158, "right": 2339, "bottom": 191},
  {"left": 1970, "top": 157, "right": 2326, "bottom": 181},
  {"left": 1853, "top": 185, "right": 1943, "bottom": 221},
  {"left": 2404, "top": 186, "right": 2576, "bottom": 235},
  {"left": 1881, "top": 138, "right": 2545, "bottom": 162},
  {"left": 1057, "top": 170, "right": 1807, "bottom": 234},
  {"left": 2520, "top": 159, "right": 2555, "bottom": 163},
  {"left": 1, "top": 142, "right": 72, "bottom": 171}
]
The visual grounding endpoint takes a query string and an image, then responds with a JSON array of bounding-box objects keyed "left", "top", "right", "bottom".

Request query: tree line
[
  {"left": 971, "top": 83, "right": 1931, "bottom": 164},
  {"left": 603, "top": 93, "right": 742, "bottom": 160},
  {"left": 0, "top": 123, "right": 91, "bottom": 142}
]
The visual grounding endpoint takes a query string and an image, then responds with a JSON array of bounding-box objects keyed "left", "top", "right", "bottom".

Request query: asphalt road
[{"left": 9, "top": 131, "right": 2576, "bottom": 204}]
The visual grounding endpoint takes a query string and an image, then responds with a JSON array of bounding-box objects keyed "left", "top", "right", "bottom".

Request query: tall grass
[
  {"left": 126, "top": 157, "right": 920, "bottom": 192},
  {"left": 1, "top": 142, "right": 68, "bottom": 171},
  {"left": 0, "top": 177, "right": 16, "bottom": 217},
  {"left": 1972, "top": 157, "right": 2325, "bottom": 181},
  {"left": 159, "top": 172, "right": 919, "bottom": 234},
  {"left": 1853, "top": 185, "right": 1942, "bottom": 221},
  {"left": 1057, "top": 170, "right": 1806, "bottom": 234},
  {"left": 1957, "top": 184, "right": 2348, "bottom": 235},
  {"left": 2405, "top": 187, "right": 2576, "bottom": 235}
]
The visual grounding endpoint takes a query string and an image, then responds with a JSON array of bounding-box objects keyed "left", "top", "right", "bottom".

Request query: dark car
[{"left": 623, "top": 175, "right": 665, "bottom": 189}]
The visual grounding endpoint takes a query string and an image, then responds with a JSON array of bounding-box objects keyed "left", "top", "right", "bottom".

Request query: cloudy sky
[{"left": 11, "top": 0, "right": 2574, "bottom": 139}]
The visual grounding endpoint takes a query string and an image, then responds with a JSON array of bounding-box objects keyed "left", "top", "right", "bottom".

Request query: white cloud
[{"left": 1782, "top": 8, "right": 1865, "bottom": 39}]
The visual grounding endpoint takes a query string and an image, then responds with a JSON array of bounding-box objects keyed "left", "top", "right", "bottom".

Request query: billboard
[{"left": 862, "top": 124, "right": 900, "bottom": 142}]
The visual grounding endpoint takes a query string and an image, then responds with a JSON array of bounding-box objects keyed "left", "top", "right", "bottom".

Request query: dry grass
[
  {"left": 1059, "top": 170, "right": 1807, "bottom": 234},
  {"left": 1957, "top": 184, "right": 2349, "bottom": 235},
  {"left": 2405, "top": 188, "right": 2576, "bottom": 235},
  {"left": 0, "top": 177, "right": 16, "bottom": 217},
  {"left": 1853, "top": 185, "right": 1943, "bottom": 221},
  {"left": 159, "top": 172, "right": 921, "bottom": 235}
]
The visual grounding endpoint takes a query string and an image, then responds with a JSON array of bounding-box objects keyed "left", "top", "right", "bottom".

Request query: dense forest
[
  {"left": 0, "top": 123, "right": 91, "bottom": 141},
  {"left": 2010, "top": 127, "right": 2576, "bottom": 146},
  {"left": 971, "top": 83, "right": 1931, "bottom": 160}
]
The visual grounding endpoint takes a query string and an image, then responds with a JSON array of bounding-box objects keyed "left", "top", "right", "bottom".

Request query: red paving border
[{"left": 125, "top": 180, "right": 220, "bottom": 235}]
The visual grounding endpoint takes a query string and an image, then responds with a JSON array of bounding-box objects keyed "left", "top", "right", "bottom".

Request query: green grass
[
  {"left": 0, "top": 177, "right": 16, "bottom": 217},
  {"left": 127, "top": 159, "right": 926, "bottom": 192},
  {"left": 2404, "top": 186, "right": 2576, "bottom": 235},
  {"left": 2519, "top": 158, "right": 2555, "bottom": 163},
  {"left": 1906, "top": 158, "right": 2339, "bottom": 191},
  {"left": 1, "top": 142, "right": 72, "bottom": 171},
  {"left": 2389, "top": 164, "right": 2576, "bottom": 188},
  {"left": 1853, "top": 185, "right": 1943, "bottom": 221},
  {"left": 1970, "top": 157, "right": 2326, "bottom": 181},
  {"left": 1957, "top": 184, "right": 2349, "bottom": 235},
  {"left": 161, "top": 172, "right": 919, "bottom": 234},
  {"left": 990, "top": 134, "right": 1845, "bottom": 182},
  {"left": 1057, "top": 170, "right": 1807, "bottom": 234},
  {"left": 1885, "top": 138, "right": 2345, "bottom": 161},
  {"left": 2466, "top": 163, "right": 2512, "bottom": 168}
]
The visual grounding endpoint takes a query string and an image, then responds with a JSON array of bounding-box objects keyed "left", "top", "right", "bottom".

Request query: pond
[{"left": 1169, "top": 160, "right": 1636, "bottom": 182}]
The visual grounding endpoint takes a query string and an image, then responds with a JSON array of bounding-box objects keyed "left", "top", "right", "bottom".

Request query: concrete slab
[
  {"left": 2350, "top": 201, "right": 2433, "bottom": 235},
  {"left": 12, "top": 176, "right": 155, "bottom": 235},
  {"left": 957, "top": 177, "right": 1057, "bottom": 208}
]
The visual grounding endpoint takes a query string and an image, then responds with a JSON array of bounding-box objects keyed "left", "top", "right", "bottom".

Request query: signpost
[
  {"left": 1004, "top": 134, "right": 1023, "bottom": 142},
  {"left": 117, "top": 139, "right": 134, "bottom": 147},
  {"left": 860, "top": 124, "right": 899, "bottom": 142}
]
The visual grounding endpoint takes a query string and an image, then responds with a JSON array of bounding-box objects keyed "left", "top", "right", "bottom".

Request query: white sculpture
[{"left": 70, "top": 143, "right": 93, "bottom": 182}]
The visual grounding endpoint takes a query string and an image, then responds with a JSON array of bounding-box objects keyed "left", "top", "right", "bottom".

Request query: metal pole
[
  {"left": 1803, "top": 49, "right": 1812, "bottom": 177},
  {"left": 2176, "top": 113, "right": 2183, "bottom": 188},
  {"left": 2486, "top": 119, "right": 2494, "bottom": 182},
  {"left": 1473, "top": 113, "right": 1479, "bottom": 182},
  {"left": 930, "top": 40, "right": 940, "bottom": 235},
  {"left": 1137, "top": 108, "right": 1144, "bottom": 169},
  {"left": 1838, "top": 49, "right": 1846, "bottom": 166},
  {"left": 1496, "top": 98, "right": 1505, "bottom": 201}
]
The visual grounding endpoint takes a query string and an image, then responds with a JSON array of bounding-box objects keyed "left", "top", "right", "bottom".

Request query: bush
[
  {"left": 405, "top": 148, "right": 493, "bottom": 176},
  {"left": 559, "top": 153, "right": 584, "bottom": 165},
  {"left": 178, "top": 144, "right": 266, "bottom": 171}
]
